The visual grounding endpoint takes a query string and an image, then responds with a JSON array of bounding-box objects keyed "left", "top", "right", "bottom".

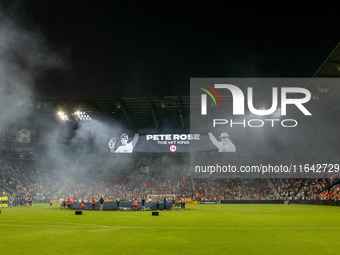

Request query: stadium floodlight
[
  {"left": 58, "top": 111, "right": 68, "bottom": 120},
  {"left": 72, "top": 111, "right": 91, "bottom": 122}
]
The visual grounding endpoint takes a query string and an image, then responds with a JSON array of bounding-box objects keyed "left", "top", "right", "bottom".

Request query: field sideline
[{"left": 0, "top": 203, "right": 339, "bottom": 254}]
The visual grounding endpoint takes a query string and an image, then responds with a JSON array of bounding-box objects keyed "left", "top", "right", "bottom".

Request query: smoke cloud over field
[
  {"left": 0, "top": 6, "right": 121, "bottom": 183},
  {"left": 0, "top": 7, "right": 64, "bottom": 127}
]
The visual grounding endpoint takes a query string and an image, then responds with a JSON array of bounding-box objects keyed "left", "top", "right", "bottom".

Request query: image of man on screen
[
  {"left": 208, "top": 132, "right": 236, "bottom": 152},
  {"left": 108, "top": 133, "right": 139, "bottom": 153}
]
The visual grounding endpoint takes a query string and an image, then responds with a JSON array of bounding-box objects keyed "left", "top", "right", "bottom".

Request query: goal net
[{"left": 146, "top": 194, "right": 176, "bottom": 202}]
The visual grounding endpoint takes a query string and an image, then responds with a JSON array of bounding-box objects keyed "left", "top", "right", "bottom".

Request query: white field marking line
[
  {"left": 1, "top": 225, "right": 36, "bottom": 227},
  {"left": 0, "top": 224, "right": 89, "bottom": 228},
  {"left": 1, "top": 220, "right": 110, "bottom": 229},
  {"left": 1, "top": 221, "right": 340, "bottom": 230}
]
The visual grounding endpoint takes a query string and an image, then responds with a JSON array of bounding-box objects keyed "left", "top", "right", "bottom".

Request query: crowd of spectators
[
  {"left": 1, "top": 147, "right": 37, "bottom": 159},
  {"left": 295, "top": 178, "right": 337, "bottom": 198},
  {"left": 244, "top": 179, "right": 276, "bottom": 200},
  {"left": 0, "top": 158, "right": 37, "bottom": 195},
  {"left": 56, "top": 154, "right": 189, "bottom": 201},
  {"left": 317, "top": 184, "right": 340, "bottom": 201},
  {"left": 192, "top": 178, "right": 243, "bottom": 200},
  {"left": 272, "top": 178, "right": 307, "bottom": 198},
  {"left": 1, "top": 148, "right": 339, "bottom": 203}
]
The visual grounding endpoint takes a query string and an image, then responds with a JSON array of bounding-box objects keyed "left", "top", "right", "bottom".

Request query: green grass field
[{"left": 0, "top": 203, "right": 339, "bottom": 254}]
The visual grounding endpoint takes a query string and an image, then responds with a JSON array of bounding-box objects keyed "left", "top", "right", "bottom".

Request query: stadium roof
[
  {"left": 312, "top": 41, "right": 340, "bottom": 79},
  {"left": 34, "top": 96, "right": 193, "bottom": 132},
  {"left": 304, "top": 42, "right": 340, "bottom": 121}
]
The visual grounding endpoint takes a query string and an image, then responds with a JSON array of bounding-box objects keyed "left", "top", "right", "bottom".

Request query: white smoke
[{"left": 0, "top": 7, "right": 64, "bottom": 126}]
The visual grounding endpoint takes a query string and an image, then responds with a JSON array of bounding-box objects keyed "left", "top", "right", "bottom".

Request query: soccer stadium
[
  {"left": 1, "top": 42, "right": 340, "bottom": 254},
  {"left": 1, "top": 2, "right": 340, "bottom": 255}
]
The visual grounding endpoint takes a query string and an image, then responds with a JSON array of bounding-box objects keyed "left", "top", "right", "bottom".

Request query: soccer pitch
[{"left": 0, "top": 203, "right": 339, "bottom": 254}]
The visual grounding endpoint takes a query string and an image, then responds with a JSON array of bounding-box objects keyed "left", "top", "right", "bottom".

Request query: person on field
[
  {"left": 133, "top": 199, "right": 138, "bottom": 210},
  {"left": 99, "top": 196, "right": 104, "bottom": 211},
  {"left": 67, "top": 198, "right": 71, "bottom": 210},
  {"left": 156, "top": 198, "right": 160, "bottom": 211},
  {"left": 172, "top": 197, "right": 175, "bottom": 210},
  {"left": 28, "top": 197, "right": 33, "bottom": 207},
  {"left": 91, "top": 198, "right": 96, "bottom": 210},
  {"left": 9, "top": 196, "right": 13, "bottom": 207},
  {"left": 141, "top": 196, "right": 146, "bottom": 211},
  {"left": 116, "top": 197, "right": 120, "bottom": 211},
  {"left": 163, "top": 197, "right": 167, "bottom": 211},
  {"left": 59, "top": 197, "right": 64, "bottom": 210}
]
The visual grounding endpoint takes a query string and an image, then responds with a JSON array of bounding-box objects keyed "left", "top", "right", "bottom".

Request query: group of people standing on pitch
[
  {"left": 153, "top": 197, "right": 186, "bottom": 211},
  {"left": 90, "top": 197, "right": 105, "bottom": 211},
  {"left": 58, "top": 197, "right": 75, "bottom": 210},
  {"left": 55, "top": 196, "right": 187, "bottom": 211},
  {"left": 58, "top": 196, "right": 106, "bottom": 210},
  {"left": 133, "top": 196, "right": 146, "bottom": 210},
  {"left": 3, "top": 195, "right": 33, "bottom": 207}
]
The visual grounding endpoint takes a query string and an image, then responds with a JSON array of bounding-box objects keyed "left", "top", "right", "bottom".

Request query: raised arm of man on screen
[
  {"left": 208, "top": 132, "right": 236, "bottom": 152},
  {"left": 109, "top": 133, "right": 139, "bottom": 153}
]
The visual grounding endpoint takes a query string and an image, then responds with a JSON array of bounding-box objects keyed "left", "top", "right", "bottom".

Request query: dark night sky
[{"left": 1, "top": 1, "right": 339, "bottom": 98}]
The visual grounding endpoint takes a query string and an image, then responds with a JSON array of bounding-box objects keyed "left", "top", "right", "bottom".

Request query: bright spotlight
[
  {"left": 72, "top": 110, "right": 91, "bottom": 121},
  {"left": 58, "top": 111, "right": 68, "bottom": 120}
]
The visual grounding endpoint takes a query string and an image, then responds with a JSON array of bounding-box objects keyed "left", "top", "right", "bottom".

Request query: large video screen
[{"left": 107, "top": 133, "right": 215, "bottom": 153}]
